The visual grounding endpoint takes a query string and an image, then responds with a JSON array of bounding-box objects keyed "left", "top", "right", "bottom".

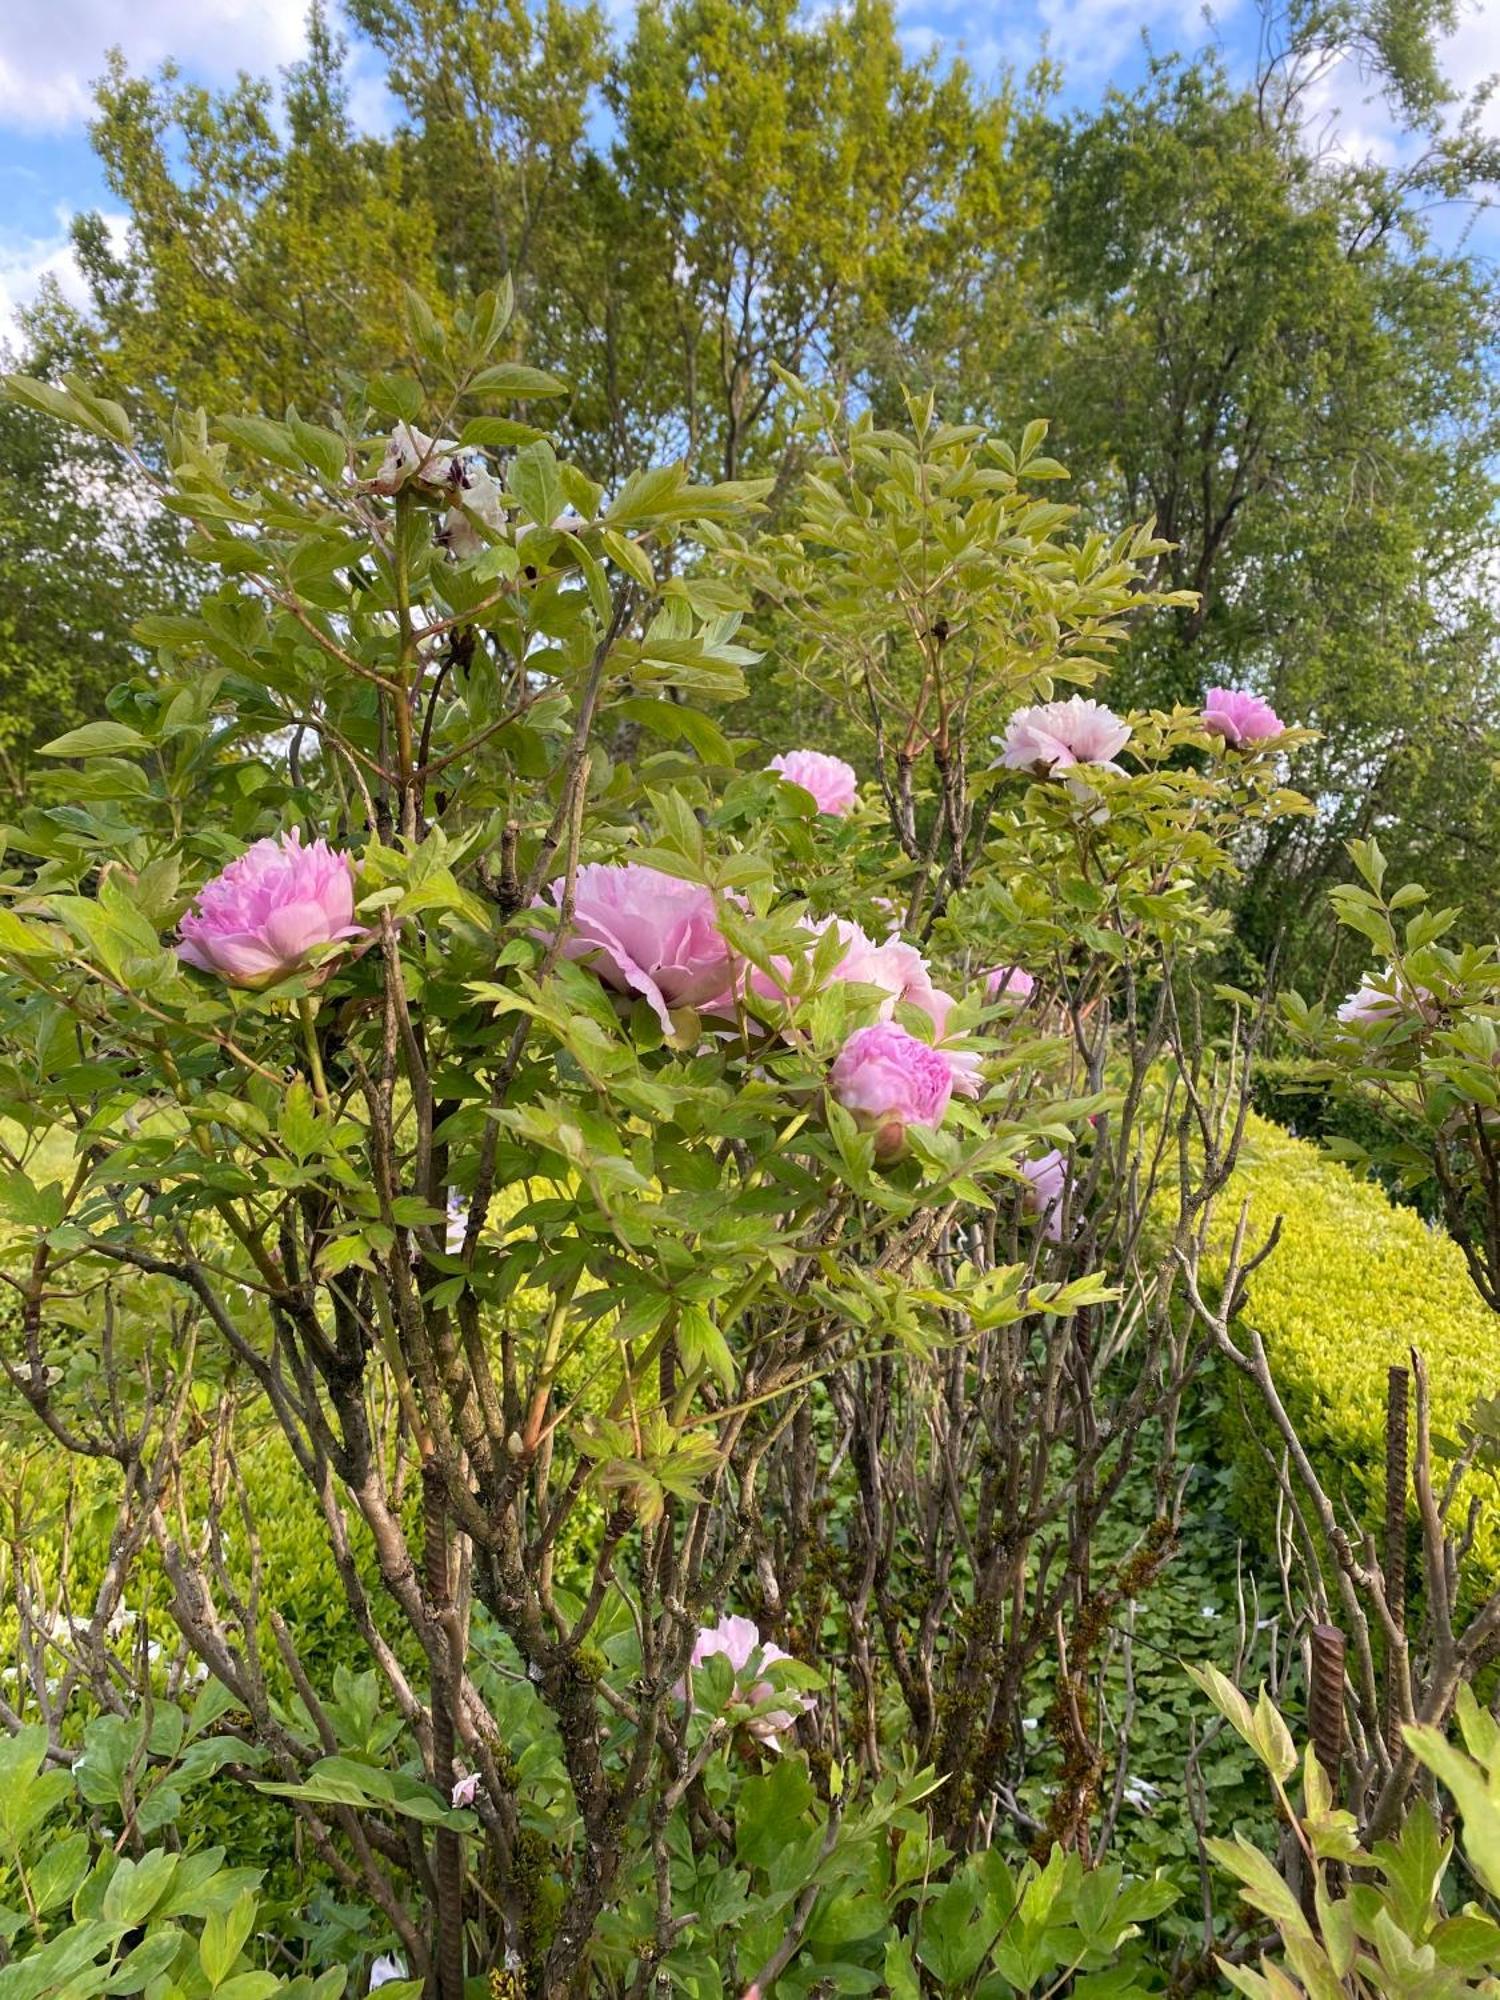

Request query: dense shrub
[
  {"left": 0, "top": 316, "right": 1319, "bottom": 1993},
  {"left": 1206, "top": 1113, "right": 1500, "bottom": 1582},
  {"left": 1249, "top": 1056, "right": 1438, "bottom": 1218}
]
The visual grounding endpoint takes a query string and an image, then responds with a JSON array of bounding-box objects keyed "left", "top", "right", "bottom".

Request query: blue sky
[{"left": 2, "top": 0, "right": 1498, "bottom": 350}]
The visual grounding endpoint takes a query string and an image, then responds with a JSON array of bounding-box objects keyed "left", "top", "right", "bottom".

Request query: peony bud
[
  {"left": 829, "top": 1021, "right": 954, "bottom": 1161},
  {"left": 766, "top": 749, "right": 859, "bottom": 816},
  {"left": 1202, "top": 687, "right": 1285, "bottom": 747}
]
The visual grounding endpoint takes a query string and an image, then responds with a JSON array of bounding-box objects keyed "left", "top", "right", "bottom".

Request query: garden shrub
[
  {"left": 0, "top": 323, "right": 1333, "bottom": 1992},
  {"left": 1249, "top": 1055, "right": 1438, "bottom": 1217},
  {"left": 1206, "top": 1112, "right": 1500, "bottom": 1584}
]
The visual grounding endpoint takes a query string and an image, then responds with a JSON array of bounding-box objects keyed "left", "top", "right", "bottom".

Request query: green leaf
[
  {"left": 676, "top": 1303, "right": 736, "bottom": 1394},
  {"left": 39, "top": 720, "right": 151, "bottom": 758},
  {"left": 601, "top": 528, "right": 656, "bottom": 591},
  {"left": 0, "top": 1171, "right": 65, "bottom": 1229},
  {"left": 458, "top": 416, "right": 544, "bottom": 450},
  {"left": 1253, "top": 1686, "right": 1297, "bottom": 1781},
  {"left": 201, "top": 1890, "right": 257, "bottom": 1988},
  {"left": 31, "top": 1831, "right": 89, "bottom": 1914},
  {"left": 104, "top": 1931, "right": 184, "bottom": 1995},
  {"left": 884, "top": 1935, "right": 922, "bottom": 2000},
  {"left": 603, "top": 463, "right": 688, "bottom": 528},
  {"left": 213, "top": 1975, "right": 282, "bottom": 2000},
  {"left": 469, "top": 361, "right": 567, "bottom": 398},
  {"left": 0, "top": 905, "right": 60, "bottom": 957},
  {"left": 736, "top": 1759, "right": 816, "bottom": 1870},
  {"left": 510, "top": 439, "right": 565, "bottom": 528},
  {"left": 101, "top": 1847, "right": 178, "bottom": 1927},
  {"left": 1204, "top": 1836, "right": 1311, "bottom": 1938}
]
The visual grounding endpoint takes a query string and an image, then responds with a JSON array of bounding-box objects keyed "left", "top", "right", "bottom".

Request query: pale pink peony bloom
[
  {"left": 439, "top": 462, "right": 507, "bottom": 560},
  {"left": 369, "top": 423, "right": 461, "bottom": 495},
  {"left": 1000, "top": 697, "right": 1131, "bottom": 776},
  {"left": 766, "top": 750, "right": 859, "bottom": 816},
  {"left": 1021, "top": 1148, "right": 1069, "bottom": 1241},
  {"left": 538, "top": 863, "right": 737, "bottom": 1035},
  {"left": 747, "top": 915, "right": 979, "bottom": 1095},
  {"left": 1337, "top": 968, "right": 1436, "bottom": 1026},
  {"left": 680, "top": 1614, "right": 810, "bottom": 1745},
  {"left": 750, "top": 916, "right": 939, "bottom": 1027},
  {"left": 985, "top": 965, "right": 1036, "bottom": 1007},
  {"left": 450, "top": 1773, "right": 480, "bottom": 1809},
  {"left": 920, "top": 985, "right": 984, "bottom": 1100},
  {"left": 1337, "top": 980, "right": 1394, "bottom": 1026},
  {"left": 830, "top": 1022, "right": 955, "bottom": 1160},
  {"left": 1202, "top": 687, "right": 1285, "bottom": 747},
  {"left": 177, "top": 830, "right": 365, "bottom": 989}
]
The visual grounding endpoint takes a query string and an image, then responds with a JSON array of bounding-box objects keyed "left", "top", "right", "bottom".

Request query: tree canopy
[{"left": 6, "top": 0, "right": 1499, "bottom": 989}]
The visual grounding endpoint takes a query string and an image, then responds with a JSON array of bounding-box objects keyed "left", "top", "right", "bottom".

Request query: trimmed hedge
[
  {"left": 1207, "top": 1114, "right": 1500, "bottom": 1587},
  {"left": 1249, "top": 1056, "right": 1439, "bottom": 1219}
]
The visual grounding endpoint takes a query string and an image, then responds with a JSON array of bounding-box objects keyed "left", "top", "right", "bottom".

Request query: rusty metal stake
[
  {"left": 1309, "top": 1623, "right": 1346, "bottom": 1796},
  {"left": 1384, "top": 1365, "right": 1410, "bottom": 1761},
  {"left": 424, "top": 1462, "right": 466, "bottom": 2000}
]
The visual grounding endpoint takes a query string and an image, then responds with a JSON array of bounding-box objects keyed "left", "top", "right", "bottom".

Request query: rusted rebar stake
[
  {"left": 1309, "top": 1622, "right": 1346, "bottom": 1795},
  {"left": 1384, "top": 1364, "right": 1410, "bottom": 1761},
  {"left": 424, "top": 1461, "right": 466, "bottom": 2000}
]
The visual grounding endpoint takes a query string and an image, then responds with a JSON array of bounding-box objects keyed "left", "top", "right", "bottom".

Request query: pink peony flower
[
  {"left": 745, "top": 915, "right": 979, "bottom": 1097},
  {"left": 749, "top": 916, "right": 938, "bottom": 1027},
  {"left": 985, "top": 965, "right": 1036, "bottom": 1007},
  {"left": 680, "top": 1614, "right": 810, "bottom": 1745},
  {"left": 1202, "top": 688, "right": 1285, "bottom": 748},
  {"left": 1337, "top": 968, "right": 1436, "bottom": 1026},
  {"left": 1021, "top": 1148, "right": 1069, "bottom": 1241},
  {"left": 829, "top": 1022, "right": 954, "bottom": 1160},
  {"left": 538, "top": 863, "right": 737, "bottom": 1035},
  {"left": 766, "top": 750, "right": 859, "bottom": 816},
  {"left": 177, "top": 830, "right": 365, "bottom": 989},
  {"left": 1000, "top": 697, "right": 1131, "bottom": 776}
]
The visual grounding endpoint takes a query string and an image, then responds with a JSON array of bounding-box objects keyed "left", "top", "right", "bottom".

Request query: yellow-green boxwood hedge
[{"left": 1206, "top": 1114, "right": 1500, "bottom": 1588}]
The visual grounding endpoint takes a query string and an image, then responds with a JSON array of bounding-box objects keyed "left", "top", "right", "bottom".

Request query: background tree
[
  {"left": 0, "top": 401, "right": 186, "bottom": 795},
  {"left": 9, "top": 0, "right": 1500, "bottom": 990},
  {"left": 26, "top": 4, "right": 440, "bottom": 416},
  {"left": 957, "top": 47, "right": 1500, "bottom": 988}
]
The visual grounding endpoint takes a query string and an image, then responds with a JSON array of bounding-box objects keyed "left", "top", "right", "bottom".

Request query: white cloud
[
  {"left": 1298, "top": 55, "right": 1405, "bottom": 167},
  {"left": 0, "top": 0, "right": 310, "bottom": 134},
  {"left": 1029, "top": 0, "right": 1219, "bottom": 82},
  {"left": 1441, "top": 0, "right": 1500, "bottom": 133},
  {"left": 0, "top": 205, "right": 127, "bottom": 357},
  {"left": 1291, "top": 2, "right": 1500, "bottom": 176}
]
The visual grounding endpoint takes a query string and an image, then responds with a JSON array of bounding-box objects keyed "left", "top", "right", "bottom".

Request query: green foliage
[
  {"left": 1196, "top": 1670, "right": 1500, "bottom": 2000},
  {"left": 999, "top": 52, "right": 1500, "bottom": 992},
  {"left": 0, "top": 1724, "right": 338, "bottom": 2000},
  {"left": 10, "top": 0, "right": 1499, "bottom": 1000},
  {"left": 0, "top": 308, "right": 1268, "bottom": 1989},
  {"left": 1249, "top": 1056, "right": 1439, "bottom": 1218}
]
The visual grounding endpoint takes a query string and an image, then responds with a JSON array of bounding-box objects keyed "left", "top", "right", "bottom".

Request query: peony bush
[{"left": 0, "top": 305, "right": 1316, "bottom": 1994}]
